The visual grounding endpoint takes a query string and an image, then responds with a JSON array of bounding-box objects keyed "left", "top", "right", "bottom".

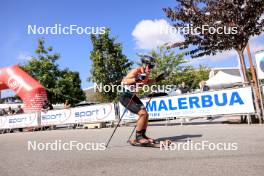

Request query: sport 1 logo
[
  {"left": 96, "top": 104, "right": 113, "bottom": 120},
  {"left": 42, "top": 109, "right": 71, "bottom": 125},
  {"left": 74, "top": 104, "right": 113, "bottom": 121}
]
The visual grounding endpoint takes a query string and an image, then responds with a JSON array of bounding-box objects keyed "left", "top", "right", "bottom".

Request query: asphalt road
[{"left": 0, "top": 123, "right": 264, "bottom": 176}]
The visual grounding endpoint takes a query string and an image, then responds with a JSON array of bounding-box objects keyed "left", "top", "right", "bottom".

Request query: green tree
[
  {"left": 89, "top": 29, "right": 132, "bottom": 102},
  {"left": 55, "top": 68, "right": 86, "bottom": 104},
  {"left": 178, "top": 65, "right": 210, "bottom": 90},
  {"left": 148, "top": 47, "right": 186, "bottom": 86},
  {"left": 21, "top": 38, "right": 86, "bottom": 104},
  {"left": 163, "top": 0, "right": 264, "bottom": 82},
  {"left": 147, "top": 47, "right": 210, "bottom": 90}
]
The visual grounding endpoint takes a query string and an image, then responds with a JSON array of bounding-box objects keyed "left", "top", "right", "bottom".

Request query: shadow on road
[
  {"left": 155, "top": 134, "right": 202, "bottom": 142},
  {"left": 107, "top": 134, "right": 202, "bottom": 149},
  {"left": 148, "top": 121, "right": 223, "bottom": 127}
]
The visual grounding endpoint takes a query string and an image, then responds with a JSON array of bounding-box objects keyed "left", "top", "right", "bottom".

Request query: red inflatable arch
[{"left": 0, "top": 65, "right": 47, "bottom": 112}]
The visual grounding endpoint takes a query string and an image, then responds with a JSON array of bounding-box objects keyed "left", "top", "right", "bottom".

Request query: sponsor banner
[
  {"left": 41, "top": 109, "right": 72, "bottom": 126},
  {"left": 0, "top": 116, "right": 8, "bottom": 129},
  {"left": 119, "top": 87, "right": 255, "bottom": 121},
  {"left": 0, "top": 113, "right": 38, "bottom": 129},
  {"left": 255, "top": 50, "right": 264, "bottom": 79},
  {"left": 71, "top": 103, "right": 115, "bottom": 123},
  {"left": 40, "top": 103, "right": 116, "bottom": 126}
]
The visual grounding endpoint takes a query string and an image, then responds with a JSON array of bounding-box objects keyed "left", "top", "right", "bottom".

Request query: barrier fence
[
  {"left": 119, "top": 87, "right": 255, "bottom": 121},
  {"left": 0, "top": 87, "right": 257, "bottom": 130}
]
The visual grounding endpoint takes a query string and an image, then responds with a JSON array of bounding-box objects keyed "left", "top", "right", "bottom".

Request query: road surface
[{"left": 0, "top": 123, "right": 264, "bottom": 176}]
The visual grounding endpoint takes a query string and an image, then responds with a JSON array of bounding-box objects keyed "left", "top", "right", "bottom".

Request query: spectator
[
  {"left": 7, "top": 106, "right": 14, "bottom": 115},
  {"left": 0, "top": 109, "right": 7, "bottom": 116},
  {"left": 199, "top": 81, "right": 212, "bottom": 120},
  {"left": 42, "top": 100, "right": 53, "bottom": 111},
  {"left": 179, "top": 82, "right": 190, "bottom": 94},
  {"left": 14, "top": 105, "right": 24, "bottom": 114},
  {"left": 64, "top": 100, "right": 72, "bottom": 109},
  {"left": 200, "top": 81, "right": 210, "bottom": 92}
]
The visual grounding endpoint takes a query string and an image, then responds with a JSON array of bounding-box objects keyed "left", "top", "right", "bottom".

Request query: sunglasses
[{"left": 148, "top": 64, "right": 155, "bottom": 69}]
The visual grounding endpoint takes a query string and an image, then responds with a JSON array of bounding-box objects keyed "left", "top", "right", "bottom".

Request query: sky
[{"left": 0, "top": 0, "right": 264, "bottom": 97}]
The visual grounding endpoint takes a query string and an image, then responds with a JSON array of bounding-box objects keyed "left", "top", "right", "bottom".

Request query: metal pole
[
  {"left": 247, "top": 43, "right": 263, "bottom": 123},
  {"left": 105, "top": 94, "right": 136, "bottom": 148},
  {"left": 257, "top": 81, "right": 264, "bottom": 123}
]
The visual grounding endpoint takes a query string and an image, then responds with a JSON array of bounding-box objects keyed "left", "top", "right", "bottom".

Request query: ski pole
[{"left": 105, "top": 94, "right": 136, "bottom": 148}]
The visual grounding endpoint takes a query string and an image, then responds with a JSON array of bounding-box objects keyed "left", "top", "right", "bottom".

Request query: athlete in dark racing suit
[{"left": 120, "top": 55, "right": 165, "bottom": 144}]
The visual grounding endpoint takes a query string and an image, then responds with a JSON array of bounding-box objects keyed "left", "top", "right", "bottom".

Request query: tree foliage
[
  {"left": 21, "top": 39, "right": 86, "bottom": 104},
  {"left": 180, "top": 65, "right": 210, "bottom": 89},
  {"left": 148, "top": 47, "right": 186, "bottom": 86},
  {"left": 163, "top": 0, "right": 264, "bottom": 81},
  {"left": 89, "top": 29, "right": 133, "bottom": 102},
  {"left": 148, "top": 47, "right": 210, "bottom": 90}
]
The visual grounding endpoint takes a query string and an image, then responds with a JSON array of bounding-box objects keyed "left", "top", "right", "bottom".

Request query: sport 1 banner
[
  {"left": 40, "top": 103, "right": 116, "bottom": 126},
  {"left": 0, "top": 112, "right": 38, "bottom": 129},
  {"left": 41, "top": 109, "right": 72, "bottom": 126},
  {"left": 70, "top": 103, "right": 116, "bottom": 123}
]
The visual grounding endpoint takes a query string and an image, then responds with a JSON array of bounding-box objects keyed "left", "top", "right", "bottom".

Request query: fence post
[{"left": 251, "top": 84, "right": 262, "bottom": 123}]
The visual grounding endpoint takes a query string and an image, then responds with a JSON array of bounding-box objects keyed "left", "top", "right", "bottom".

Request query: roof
[{"left": 206, "top": 70, "right": 242, "bottom": 88}]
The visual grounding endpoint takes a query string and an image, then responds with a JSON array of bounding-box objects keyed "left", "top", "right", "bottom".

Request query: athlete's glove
[
  {"left": 135, "top": 73, "right": 146, "bottom": 82},
  {"left": 155, "top": 73, "right": 166, "bottom": 82}
]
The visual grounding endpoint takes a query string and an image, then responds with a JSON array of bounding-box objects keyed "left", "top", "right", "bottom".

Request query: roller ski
[
  {"left": 128, "top": 129, "right": 171, "bottom": 148},
  {"left": 128, "top": 139, "right": 172, "bottom": 148}
]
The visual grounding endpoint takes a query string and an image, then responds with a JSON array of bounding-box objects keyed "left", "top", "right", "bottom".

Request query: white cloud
[
  {"left": 132, "top": 19, "right": 264, "bottom": 67},
  {"left": 17, "top": 52, "right": 32, "bottom": 61},
  {"left": 132, "top": 19, "right": 184, "bottom": 50}
]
